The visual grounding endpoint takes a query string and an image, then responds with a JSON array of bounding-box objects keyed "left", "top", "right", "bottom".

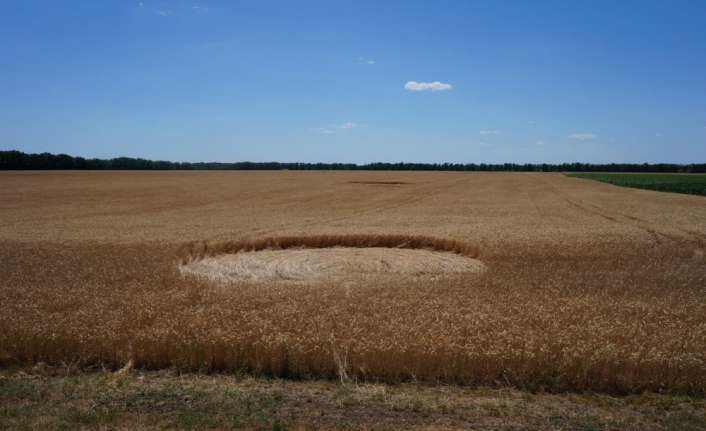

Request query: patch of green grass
[
  {"left": 175, "top": 412, "right": 222, "bottom": 429},
  {"left": 0, "top": 378, "right": 38, "bottom": 400},
  {"left": 60, "top": 407, "right": 120, "bottom": 429},
  {"left": 568, "top": 173, "right": 706, "bottom": 196}
]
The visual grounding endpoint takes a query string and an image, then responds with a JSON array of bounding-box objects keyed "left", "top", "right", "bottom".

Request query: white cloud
[
  {"left": 568, "top": 133, "right": 596, "bottom": 140},
  {"left": 313, "top": 121, "right": 359, "bottom": 134},
  {"left": 358, "top": 57, "right": 376, "bottom": 65},
  {"left": 138, "top": 2, "right": 144, "bottom": 6},
  {"left": 479, "top": 130, "right": 500, "bottom": 135},
  {"left": 156, "top": 9, "right": 171, "bottom": 15},
  {"left": 536, "top": 141, "right": 545, "bottom": 146},
  {"left": 404, "top": 81, "right": 452, "bottom": 91}
]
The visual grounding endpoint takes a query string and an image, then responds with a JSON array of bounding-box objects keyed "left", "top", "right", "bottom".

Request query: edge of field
[
  {"left": 2, "top": 368, "right": 705, "bottom": 430},
  {"left": 566, "top": 172, "right": 706, "bottom": 196}
]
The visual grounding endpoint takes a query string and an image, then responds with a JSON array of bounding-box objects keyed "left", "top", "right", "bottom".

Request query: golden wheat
[{"left": 1, "top": 171, "right": 705, "bottom": 394}]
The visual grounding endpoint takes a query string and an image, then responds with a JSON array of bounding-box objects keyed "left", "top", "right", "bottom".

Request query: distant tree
[{"left": 1, "top": 150, "right": 705, "bottom": 172}]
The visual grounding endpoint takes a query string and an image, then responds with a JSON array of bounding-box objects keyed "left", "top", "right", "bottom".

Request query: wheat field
[{"left": 1, "top": 171, "right": 706, "bottom": 394}]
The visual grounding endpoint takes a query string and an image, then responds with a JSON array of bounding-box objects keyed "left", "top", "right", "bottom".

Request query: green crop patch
[{"left": 569, "top": 173, "right": 706, "bottom": 196}]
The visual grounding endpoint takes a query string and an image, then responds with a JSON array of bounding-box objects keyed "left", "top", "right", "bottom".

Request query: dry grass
[
  {"left": 1, "top": 171, "right": 706, "bottom": 396},
  {"left": 3, "top": 368, "right": 705, "bottom": 430}
]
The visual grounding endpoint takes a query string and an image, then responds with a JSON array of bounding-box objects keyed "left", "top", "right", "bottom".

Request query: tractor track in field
[{"left": 539, "top": 175, "right": 694, "bottom": 245}]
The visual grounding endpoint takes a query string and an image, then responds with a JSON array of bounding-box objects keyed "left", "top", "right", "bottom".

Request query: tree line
[{"left": 2, "top": 150, "right": 705, "bottom": 172}]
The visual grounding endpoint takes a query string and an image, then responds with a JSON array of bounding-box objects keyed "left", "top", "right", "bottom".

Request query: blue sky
[{"left": 1, "top": 0, "right": 705, "bottom": 164}]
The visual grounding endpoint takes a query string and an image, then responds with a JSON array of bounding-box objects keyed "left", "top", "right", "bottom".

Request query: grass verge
[{"left": 1, "top": 367, "right": 705, "bottom": 430}]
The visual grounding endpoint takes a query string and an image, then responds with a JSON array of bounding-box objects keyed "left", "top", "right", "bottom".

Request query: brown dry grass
[
  {"left": 3, "top": 368, "right": 705, "bottom": 430},
  {"left": 1, "top": 171, "right": 706, "bottom": 395}
]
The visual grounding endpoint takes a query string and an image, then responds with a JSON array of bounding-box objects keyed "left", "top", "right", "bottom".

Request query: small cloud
[
  {"left": 479, "top": 130, "right": 500, "bottom": 135},
  {"left": 357, "top": 57, "right": 376, "bottom": 65},
  {"left": 156, "top": 9, "right": 171, "bottom": 15},
  {"left": 536, "top": 141, "right": 545, "bottom": 146},
  {"left": 568, "top": 133, "right": 596, "bottom": 140},
  {"left": 138, "top": 2, "right": 144, "bottom": 6},
  {"left": 313, "top": 121, "right": 360, "bottom": 134},
  {"left": 404, "top": 81, "right": 452, "bottom": 91},
  {"left": 655, "top": 132, "right": 663, "bottom": 137},
  {"left": 192, "top": 4, "right": 209, "bottom": 12},
  {"left": 478, "top": 142, "right": 492, "bottom": 148},
  {"left": 312, "top": 127, "right": 335, "bottom": 135}
]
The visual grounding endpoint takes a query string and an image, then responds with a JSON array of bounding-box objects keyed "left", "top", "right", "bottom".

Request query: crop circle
[{"left": 179, "top": 234, "right": 485, "bottom": 284}]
